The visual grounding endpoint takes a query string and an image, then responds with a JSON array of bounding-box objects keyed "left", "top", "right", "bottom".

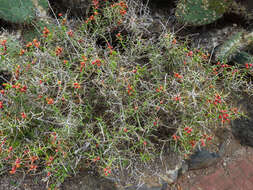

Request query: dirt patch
[{"left": 178, "top": 135, "right": 253, "bottom": 190}]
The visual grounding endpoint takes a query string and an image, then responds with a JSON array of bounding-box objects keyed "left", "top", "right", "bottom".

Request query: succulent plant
[
  {"left": 0, "top": 0, "right": 48, "bottom": 24},
  {"left": 215, "top": 31, "right": 245, "bottom": 62},
  {"left": 175, "top": 0, "right": 233, "bottom": 26},
  {"left": 232, "top": 51, "right": 253, "bottom": 65},
  {"left": 215, "top": 31, "right": 253, "bottom": 63}
]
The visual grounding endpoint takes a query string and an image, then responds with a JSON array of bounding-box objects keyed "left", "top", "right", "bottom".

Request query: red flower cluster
[
  {"left": 46, "top": 156, "right": 54, "bottom": 166},
  {"left": 10, "top": 158, "right": 22, "bottom": 174},
  {"left": 156, "top": 85, "right": 163, "bottom": 93},
  {"left": 187, "top": 51, "right": 193, "bottom": 57},
  {"left": 42, "top": 27, "right": 50, "bottom": 38},
  {"left": 127, "top": 84, "right": 134, "bottom": 95},
  {"left": 11, "top": 83, "right": 27, "bottom": 93},
  {"left": 184, "top": 126, "right": 192, "bottom": 134},
  {"left": 200, "top": 139, "right": 206, "bottom": 147},
  {"left": 107, "top": 42, "right": 113, "bottom": 54},
  {"left": 55, "top": 47, "right": 63, "bottom": 56},
  {"left": 213, "top": 94, "right": 221, "bottom": 105},
  {"left": 111, "top": 1, "right": 128, "bottom": 16},
  {"left": 202, "top": 134, "right": 213, "bottom": 141},
  {"left": 173, "top": 95, "right": 181, "bottom": 102},
  {"left": 21, "top": 112, "right": 27, "bottom": 119},
  {"left": 245, "top": 63, "right": 253, "bottom": 69},
  {"left": 232, "top": 69, "right": 239, "bottom": 75},
  {"left": 73, "top": 82, "right": 81, "bottom": 89},
  {"left": 213, "top": 62, "right": 231, "bottom": 75},
  {"left": 32, "top": 39, "right": 40, "bottom": 48},
  {"left": 174, "top": 72, "right": 183, "bottom": 79},
  {"left": 103, "top": 167, "right": 111, "bottom": 176},
  {"left": 80, "top": 56, "right": 88, "bottom": 72},
  {"left": 67, "top": 30, "right": 74, "bottom": 37},
  {"left": 93, "top": 0, "right": 99, "bottom": 9},
  {"left": 19, "top": 49, "right": 25, "bottom": 56},
  {"left": 93, "top": 156, "right": 100, "bottom": 162},
  {"left": 91, "top": 59, "right": 101, "bottom": 66},
  {"left": 218, "top": 110, "right": 230, "bottom": 123},
  {"left": 190, "top": 140, "right": 196, "bottom": 148},
  {"left": 0, "top": 40, "right": 7, "bottom": 55},
  {"left": 172, "top": 134, "right": 180, "bottom": 141},
  {"left": 46, "top": 98, "right": 54, "bottom": 105}
]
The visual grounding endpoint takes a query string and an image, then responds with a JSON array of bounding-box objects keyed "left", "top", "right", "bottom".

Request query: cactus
[
  {"left": 0, "top": 0, "right": 48, "bottom": 24},
  {"left": 232, "top": 51, "right": 253, "bottom": 65},
  {"left": 215, "top": 31, "right": 245, "bottom": 62},
  {"left": 175, "top": 0, "right": 233, "bottom": 26},
  {"left": 215, "top": 31, "right": 253, "bottom": 63}
]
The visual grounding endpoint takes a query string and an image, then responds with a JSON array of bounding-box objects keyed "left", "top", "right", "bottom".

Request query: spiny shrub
[{"left": 0, "top": 0, "right": 251, "bottom": 188}]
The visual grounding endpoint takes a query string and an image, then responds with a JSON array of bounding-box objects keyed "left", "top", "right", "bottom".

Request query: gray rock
[
  {"left": 231, "top": 118, "right": 253, "bottom": 147},
  {"left": 187, "top": 149, "right": 221, "bottom": 170},
  {"left": 165, "top": 169, "right": 178, "bottom": 184},
  {"left": 178, "top": 160, "right": 188, "bottom": 176},
  {"left": 158, "top": 160, "right": 188, "bottom": 184},
  {"left": 159, "top": 169, "right": 178, "bottom": 185}
]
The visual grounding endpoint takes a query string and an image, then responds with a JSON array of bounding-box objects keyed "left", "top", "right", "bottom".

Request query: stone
[
  {"left": 231, "top": 118, "right": 253, "bottom": 147},
  {"left": 158, "top": 160, "right": 188, "bottom": 185},
  {"left": 178, "top": 160, "right": 188, "bottom": 175},
  {"left": 159, "top": 170, "right": 178, "bottom": 185},
  {"left": 187, "top": 149, "right": 221, "bottom": 170}
]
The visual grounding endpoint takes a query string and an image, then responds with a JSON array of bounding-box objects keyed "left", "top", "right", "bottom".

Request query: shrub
[{"left": 0, "top": 0, "right": 251, "bottom": 188}]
